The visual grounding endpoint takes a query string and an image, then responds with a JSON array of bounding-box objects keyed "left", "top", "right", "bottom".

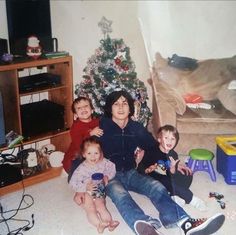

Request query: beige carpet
[{"left": 1, "top": 166, "right": 235, "bottom": 235}]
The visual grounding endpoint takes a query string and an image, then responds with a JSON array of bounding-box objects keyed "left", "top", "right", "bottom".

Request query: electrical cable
[
  {"left": 0, "top": 146, "right": 35, "bottom": 235},
  {"left": 0, "top": 181, "right": 35, "bottom": 234}
]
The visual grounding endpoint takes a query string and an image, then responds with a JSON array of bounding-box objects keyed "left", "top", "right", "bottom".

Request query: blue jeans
[{"left": 106, "top": 169, "right": 189, "bottom": 231}]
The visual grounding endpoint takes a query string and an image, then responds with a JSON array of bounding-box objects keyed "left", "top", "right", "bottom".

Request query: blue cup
[{"left": 91, "top": 173, "right": 105, "bottom": 198}]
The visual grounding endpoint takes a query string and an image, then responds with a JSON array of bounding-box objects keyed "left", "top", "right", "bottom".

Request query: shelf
[
  {"left": 19, "top": 84, "right": 67, "bottom": 97},
  {"left": 0, "top": 56, "right": 73, "bottom": 195},
  {"left": 0, "top": 129, "right": 70, "bottom": 152},
  {"left": 0, "top": 56, "right": 72, "bottom": 72},
  {"left": 0, "top": 167, "right": 63, "bottom": 196}
]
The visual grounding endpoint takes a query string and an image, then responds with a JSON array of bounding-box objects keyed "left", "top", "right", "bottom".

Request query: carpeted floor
[{"left": 0, "top": 166, "right": 235, "bottom": 235}]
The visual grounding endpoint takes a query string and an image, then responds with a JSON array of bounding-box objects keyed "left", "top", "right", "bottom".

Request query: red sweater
[{"left": 62, "top": 118, "right": 99, "bottom": 172}]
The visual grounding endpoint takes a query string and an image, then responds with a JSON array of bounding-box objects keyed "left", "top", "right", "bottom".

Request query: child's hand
[
  {"left": 103, "top": 175, "right": 109, "bottom": 186},
  {"left": 74, "top": 192, "right": 85, "bottom": 205},
  {"left": 177, "top": 163, "right": 192, "bottom": 175},
  {"left": 86, "top": 180, "right": 97, "bottom": 192},
  {"left": 89, "top": 127, "right": 104, "bottom": 137},
  {"left": 135, "top": 147, "right": 145, "bottom": 166},
  {"left": 169, "top": 156, "right": 179, "bottom": 174},
  {"left": 145, "top": 163, "right": 157, "bottom": 174}
]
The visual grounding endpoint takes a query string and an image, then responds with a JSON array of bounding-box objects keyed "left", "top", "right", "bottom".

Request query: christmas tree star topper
[
  {"left": 98, "top": 16, "right": 113, "bottom": 37},
  {"left": 114, "top": 51, "right": 126, "bottom": 60}
]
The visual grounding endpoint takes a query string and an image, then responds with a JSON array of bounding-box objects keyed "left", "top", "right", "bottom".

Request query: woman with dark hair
[
  {"left": 74, "top": 90, "right": 225, "bottom": 235},
  {"left": 103, "top": 90, "right": 135, "bottom": 118}
]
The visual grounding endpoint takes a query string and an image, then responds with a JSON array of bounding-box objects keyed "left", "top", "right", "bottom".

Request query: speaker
[
  {"left": 0, "top": 38, "right": 8, "bottom": 56},
  {"left": 0, "top": 92, "right": 6, "bottom": 146},
  {"left": 20, "top": 99, "right": 64, "bottom": 138}
]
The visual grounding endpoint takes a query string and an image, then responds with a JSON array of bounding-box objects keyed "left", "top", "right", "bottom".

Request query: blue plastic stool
[{"left": 188, "top": 148, "right": 216, "bottom": 182}]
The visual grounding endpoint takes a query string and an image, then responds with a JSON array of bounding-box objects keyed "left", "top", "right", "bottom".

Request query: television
[{"left": 6, "top": 0, "right": 53, "bottom": 57}]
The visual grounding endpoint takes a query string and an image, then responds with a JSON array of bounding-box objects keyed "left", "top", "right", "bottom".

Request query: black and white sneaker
[
  {"left": 181, "top": 213, "right": 225, "bottom": 235},
  {"left": 134, "top": 220, "right": 160, "bottom": 235}
]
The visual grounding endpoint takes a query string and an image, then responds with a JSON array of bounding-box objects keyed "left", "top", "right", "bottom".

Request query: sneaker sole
[
  {"left": 134, "top": 220, "right": 160, "bottom": 235},
  {"left": 187, "top": 213, "right": 225, "bottom": 235}
]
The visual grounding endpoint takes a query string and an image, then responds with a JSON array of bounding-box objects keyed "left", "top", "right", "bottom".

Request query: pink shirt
[{"left": 69, "top": 158, "right": 116, "bottom": 192}]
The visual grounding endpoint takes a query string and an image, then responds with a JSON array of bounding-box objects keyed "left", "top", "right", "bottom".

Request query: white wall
[{"left": 138, "top": 1, "right": 236, "bottom": 61}]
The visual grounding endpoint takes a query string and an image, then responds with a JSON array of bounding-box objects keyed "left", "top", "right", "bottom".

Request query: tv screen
[{"left": 6, "top": 0, "right": 53, "bottom": 57}]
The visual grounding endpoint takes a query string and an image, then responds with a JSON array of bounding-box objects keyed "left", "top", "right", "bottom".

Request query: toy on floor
[
  {"left": 209, "top": 192, "right": 226, "bottom": 209},
  {"left": 217, "top": 200, "right": 226, "bottom": 209},
  {"left": 209, "top": 192, "right": 224, "bottom": 200}
]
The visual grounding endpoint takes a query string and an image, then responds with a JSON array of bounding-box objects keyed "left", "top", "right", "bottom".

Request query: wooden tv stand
[{"left": 0, "top": 56, "right": 73, "bottom": 196}]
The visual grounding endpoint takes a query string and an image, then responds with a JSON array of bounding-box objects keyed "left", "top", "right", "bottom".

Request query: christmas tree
[{"left": 75, "top": 17, "right": 152, "bottom": 126}]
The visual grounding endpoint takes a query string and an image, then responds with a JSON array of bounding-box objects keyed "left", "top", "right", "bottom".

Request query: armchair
[{"left": 149, "top": 52, "right": 236, "bottom": 155}]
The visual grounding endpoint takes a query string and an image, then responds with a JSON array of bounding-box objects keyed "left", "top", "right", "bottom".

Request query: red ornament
[
  {"left": 115, "top": 57, "right": 121, "bottom": 65},
  {"left": 123, "top": 65, "right": 129, "bottom": 71}
]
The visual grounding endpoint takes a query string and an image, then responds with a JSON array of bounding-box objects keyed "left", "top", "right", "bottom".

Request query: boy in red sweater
[{"left": 62, "top": 97, "right": 103, "bottom": 173}]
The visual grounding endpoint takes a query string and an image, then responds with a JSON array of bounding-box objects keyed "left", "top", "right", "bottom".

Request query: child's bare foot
[
  {"left": 108, "top": 220, "right": 120, "bottom": 231},
  {"left": 97, "top": 221, "right": 109, "bottom": 233}
]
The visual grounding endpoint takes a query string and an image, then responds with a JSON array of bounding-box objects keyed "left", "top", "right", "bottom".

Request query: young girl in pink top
[{"left": 69, "top": 136, "right": 119, "bottom": 233}]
